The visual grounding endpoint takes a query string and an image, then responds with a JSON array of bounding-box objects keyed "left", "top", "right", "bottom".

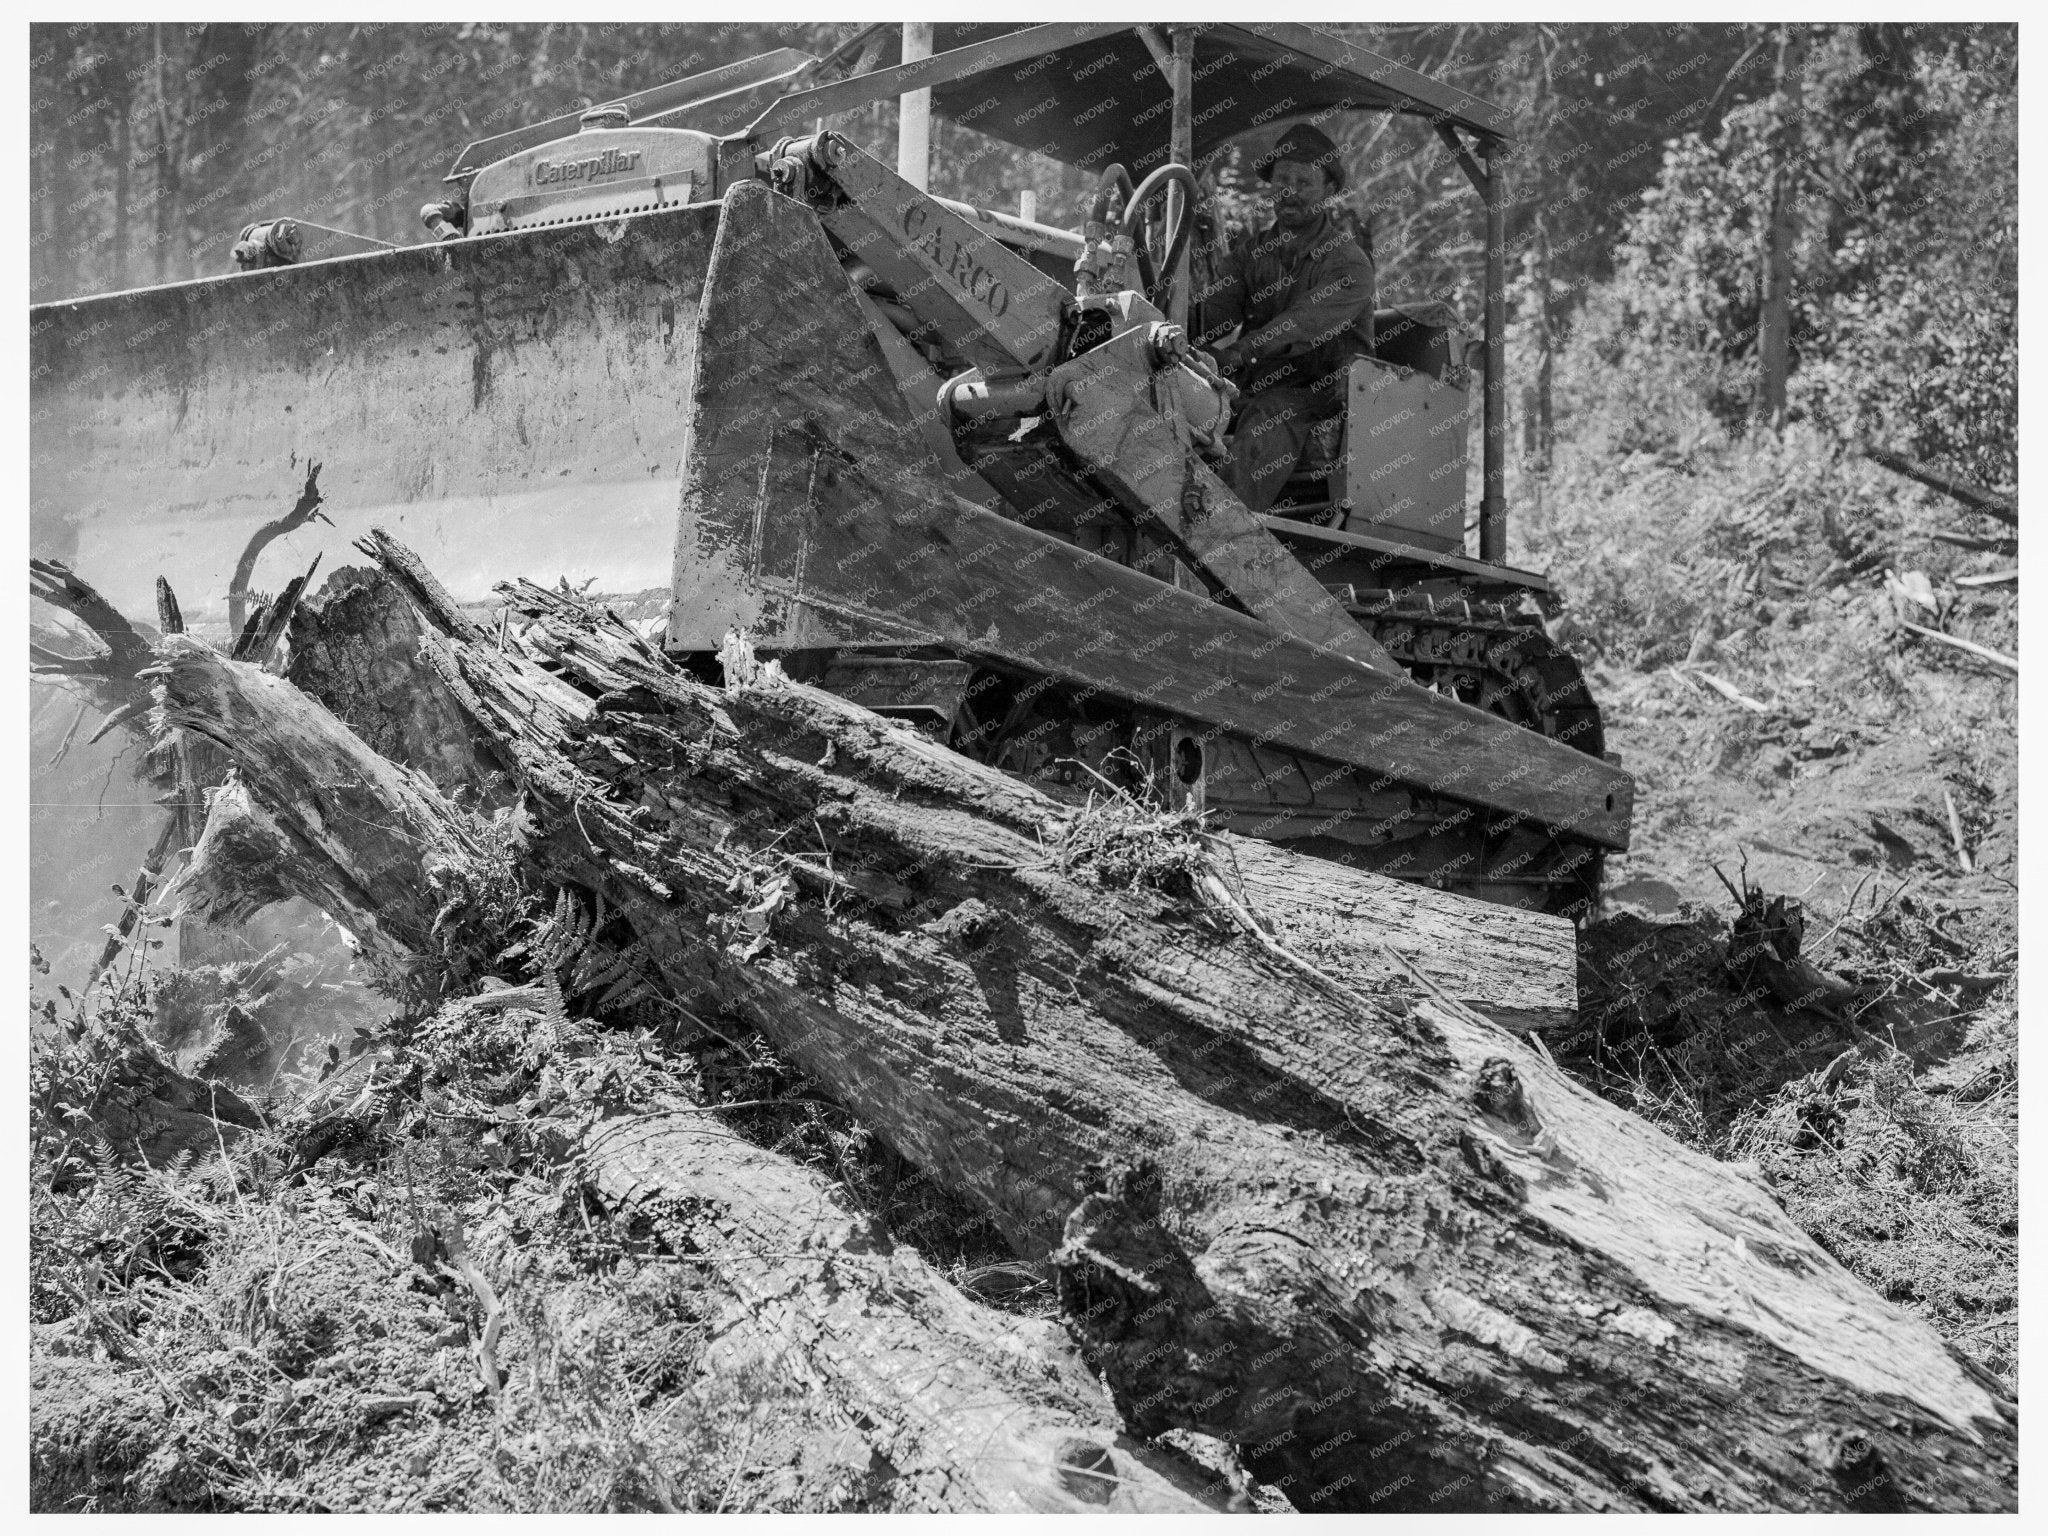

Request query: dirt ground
[{"left": 1567, "top": 639, "right": 2017, "bottom": 1394}]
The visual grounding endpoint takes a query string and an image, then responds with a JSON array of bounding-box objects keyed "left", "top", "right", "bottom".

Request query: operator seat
[{"left": 1275, "top": 303, "right": 1475, "bottom": 543}]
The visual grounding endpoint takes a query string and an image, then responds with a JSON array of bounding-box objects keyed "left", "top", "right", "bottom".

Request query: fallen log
[
  {"left": 36, "top": 1014, "right": 266, "bottom": 1175},
  {"left": 1862, "top": 444, "right": 2017, "bottom": 528},
  {"left": 151, "top": 539, "right": 2017, "bottom": 1511},
  {"left": 280, "top": 568, "right": 1575, "bottom": 1034},
  {"left": 285, "top": 564, "right": 511, "bottom": 805},
  {"left": 154, "top": 635, "right": 1222, "bottom": 1512},
  {"left": 1213, "top": 838, "right": 1575, "bottom": 1032},
  {"left": 278, "top": 559, "right": 1577, "bottom": 1038},
  {"left": 581, "top": 1113, "right": 1221, "bottom": 1511}
]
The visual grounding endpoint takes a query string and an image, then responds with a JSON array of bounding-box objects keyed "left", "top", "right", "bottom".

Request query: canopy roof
[
  {"left": 450, "top": 24, "right": 1514, "bottom": 188},
  {"left": 917, "top": 23, "right": 1512, "bottom": 174}
]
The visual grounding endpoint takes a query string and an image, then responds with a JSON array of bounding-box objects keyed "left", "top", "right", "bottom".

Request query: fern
[
  {"left": 596, "top": 971, "right": 664, "bottom": 1014},
  {"left": 530, "top": 888, "right": 600, "bottom": 976},
  {"left": 570, "top": 937, "right": 644, "bottom": 998},
  {"left": 523, "top": 889, "right": 662, "bottom": 1015}
]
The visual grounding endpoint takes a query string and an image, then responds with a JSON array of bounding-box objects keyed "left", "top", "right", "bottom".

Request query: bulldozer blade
[
  {"left": 670, "top": 182, "right": 1632, "bottom": 850},
  {"left": 31, "top": 204, "right": 724, "bottom": 630}
]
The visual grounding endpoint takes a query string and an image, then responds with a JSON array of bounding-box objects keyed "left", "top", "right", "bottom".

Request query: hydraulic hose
[
  {"left": 1087, "top": 164, "right": 1137, "bottom": 228},
  {"left": 1134, "top": 242, "right": 1158, "bottom": 304},
  {"left": 1080, "top": 163, "right": 1153, "bottom": 299},
  {"left": 1120, "top": 164, "right": 1202, "bottom": 311}
]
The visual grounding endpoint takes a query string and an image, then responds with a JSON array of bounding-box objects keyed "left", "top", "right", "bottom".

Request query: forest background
[
  {"left": 28, "top": 20, "right": 2018, "bottom": 660},
  {"left": 30, "top": 20, "right": 2016, "bottom": 497}
]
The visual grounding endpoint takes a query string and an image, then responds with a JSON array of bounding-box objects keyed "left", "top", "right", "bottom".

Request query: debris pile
[{"left": 28, "top": 544, "right": 2019, "bottom": 1511}]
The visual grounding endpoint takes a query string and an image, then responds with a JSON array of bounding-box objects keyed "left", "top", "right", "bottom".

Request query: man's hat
[{"left": 1255, "top": 122, "right": 1345, "bottom": 193}]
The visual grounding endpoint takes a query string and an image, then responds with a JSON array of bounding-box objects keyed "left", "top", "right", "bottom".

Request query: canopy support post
[
  {"left": 1168, "top": 26, "right": 1195, "bottom": 327},
  {"left": 1479, "top": 134, "right": 1507, "bottom": 564},
  {"left": 898, "top": 23, "right": 933, "bottom": 191}
]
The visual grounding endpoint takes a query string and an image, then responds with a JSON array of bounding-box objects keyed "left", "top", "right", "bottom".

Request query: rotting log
[
  {"left": 284, "top": 566, "right": 1575, "bottom": 1033},
  {"left": 39, "top": 1019, "right": 266, "bottom": 1172},
  {"left": 285, "top": 564, "right": 512, "bottom": 805},
  {"left": 149, "top": 638, "right": 489, "bottom": 1002},
  {"left": 582, "top": 1114, "right": 1222, "bottom": 1511},
  {"left": 156, "top": 631, "right": 1222, "bottom": 1513},
  {"left": 1219, "top": 838, "right": 1575, "bottom": 1032},
  {"left": 152, "top": 538, "right": 2018, "bottom": 1512}
]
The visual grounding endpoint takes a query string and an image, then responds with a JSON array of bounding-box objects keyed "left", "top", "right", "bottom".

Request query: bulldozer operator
[{"left": 1196, "top": 121, "right": 1376, "bottom": 515}]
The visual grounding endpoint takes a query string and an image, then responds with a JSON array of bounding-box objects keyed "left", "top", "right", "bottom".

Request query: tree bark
[
  {"left": 1756, "top": 23, "right": 1806, "bottom": 434},
  {"left": 286, "top": 562, "right": 511, "bottom": 806},
  {"left": 1528, "top": 31, "right": 1557, "bottom": 470},
  {"left": 1219, "top": 837, "right": 1576, "bottom": 1032},
  {"left": 151, "top": 537, "right": 2018, "bottom": 1512},
  {"left": 581, "top": 1113, "right": 1222, "bottom": 1511},
  {"left": 152, "top": 641, "right": 488, "bottom": 1007},
  {"left": 1532, "top": 209, "right": 1555, "bottom": 468}
]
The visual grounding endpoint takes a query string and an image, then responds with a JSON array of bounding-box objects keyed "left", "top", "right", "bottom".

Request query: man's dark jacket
[{"left": 1196, "top": 210, "right": 1376, "bottom": 395}]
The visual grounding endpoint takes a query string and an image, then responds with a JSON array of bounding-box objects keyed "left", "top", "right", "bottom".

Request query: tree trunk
[
  {"left": 153, "top": 24, "right": 177, "bottom": 286},
  {"left": 1532, "top": 210, "right": 1555, "bottom": 468},
  {"left": 112, "top": 101, "right": 132, "bottom": 292},
  {"left": 368, "top": 50, "right": 390, "bottom": 246},
  {"left": 282, "top": 569, "right": 1575, "bottom": 1032},
  {"left": 1756, "top": 24, "right": 1806, "bottom": 434},
  {"left": 31, "top": 69, "right": 56, "bottom": 300},
  {"left": 147, "top": 538, "right": 2017, "bottom": 1513}
]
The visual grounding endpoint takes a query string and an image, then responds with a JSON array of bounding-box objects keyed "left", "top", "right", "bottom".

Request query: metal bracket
[
  {"left": 1135, "top": 26, "right": 1177, "bottom": 84},
  {"left": 1434, "top": 122, "right": 1489, "bottom": 196}
]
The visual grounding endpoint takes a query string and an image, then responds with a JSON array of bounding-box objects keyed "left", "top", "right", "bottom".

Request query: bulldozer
[{"left": 29, "top": 22, "right": 1632, "bottom": 918}]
